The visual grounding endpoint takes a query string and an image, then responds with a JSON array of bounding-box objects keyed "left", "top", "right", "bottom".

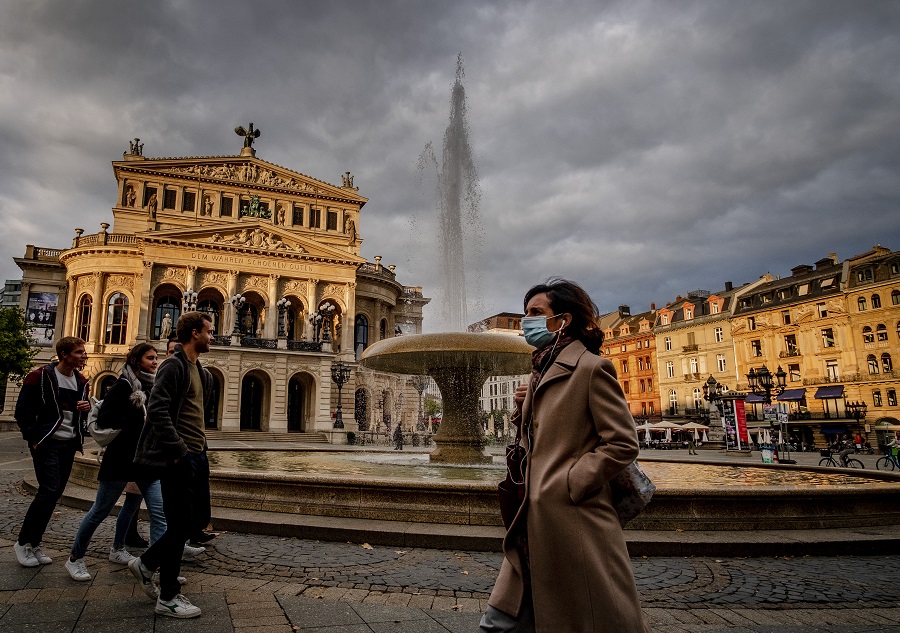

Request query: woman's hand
[{"left": 514, "top": 383, "right": 528, "bottom": 408}]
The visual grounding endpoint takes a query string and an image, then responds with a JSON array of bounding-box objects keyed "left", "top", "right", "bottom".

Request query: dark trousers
[
  {"left": 19, "top": 438, "right": 79, "bottom": 547},
  {"left": 141, "top": 452, "right": 207, "bottom": 600},
  {"left": 191, "top": 451, "right": 211, "bottom": 537}
]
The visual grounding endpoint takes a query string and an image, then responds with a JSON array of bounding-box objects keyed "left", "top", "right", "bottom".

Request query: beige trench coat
[{"left": 488, "top": 341, "right": 652, "bottom": 632}]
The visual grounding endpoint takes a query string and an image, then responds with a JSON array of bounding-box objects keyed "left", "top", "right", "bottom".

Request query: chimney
[
  {"left": 618, "top": 305, "right": 631, "bottom": 318},
  {"left": 725, "top": 281, "right": 733, "bottom": 292},
  {"left": 650, "top": 302, "right": 656, "bottom": 311}
]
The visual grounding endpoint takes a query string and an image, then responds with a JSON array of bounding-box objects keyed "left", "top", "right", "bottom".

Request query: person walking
[
  {"left": 129, "top": 312, "right": 214, "bottom": 619},
  {"left": 65, "top": 343, "right": 166, "bottom": 581},
  {"left": 480, "top": 279, "right": 652, "bottom": 632},
  {"left": 393, "top": 423, "right": 404, "bottom": 450},
  {"left": 687, "top": 433, "right": 698, "bottom": 455},
  {"left": 13, "top": 337, "right": 91, "bottom": 568}
]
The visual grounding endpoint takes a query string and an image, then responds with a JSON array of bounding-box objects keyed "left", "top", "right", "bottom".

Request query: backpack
[{"left": 86, "top": 396, "right": 121, "bottom": 448}]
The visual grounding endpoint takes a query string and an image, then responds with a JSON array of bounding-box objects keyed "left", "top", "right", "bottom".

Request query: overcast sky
[{"left": 1, "top": 1, "right": 898, "bottom": 331}]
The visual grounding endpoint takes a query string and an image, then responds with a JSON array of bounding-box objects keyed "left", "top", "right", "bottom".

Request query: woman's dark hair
[
  {"left": 125, "top": 343, "right": 157, "bottom": 371},
  {"left": 524, "top": 278, "right": 604, "bottom": 354}
]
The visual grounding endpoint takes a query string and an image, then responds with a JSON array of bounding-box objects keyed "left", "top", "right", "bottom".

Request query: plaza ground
[{"left": 1, "top": 431, "right": 899, "bottom": 632}]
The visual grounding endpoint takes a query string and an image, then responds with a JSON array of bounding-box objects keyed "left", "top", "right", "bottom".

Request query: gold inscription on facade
[{"left": 190, "top": 252, "right": 313, "bottom": 272}]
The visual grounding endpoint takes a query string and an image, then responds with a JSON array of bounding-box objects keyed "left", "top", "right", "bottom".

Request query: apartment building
[{"left": 600, "top": 305, "right": 660, "bottom": 421}]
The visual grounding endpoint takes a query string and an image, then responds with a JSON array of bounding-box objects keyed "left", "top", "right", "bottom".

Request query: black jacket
[
  {"left": 96, "top": 376, "right": 154, "bottom": 482},
  {"left": 15, "top": 362, "right": 89, "bottom": 448},
  {"left": 134, "top": 349, "right": 212, "bottom": 469}
]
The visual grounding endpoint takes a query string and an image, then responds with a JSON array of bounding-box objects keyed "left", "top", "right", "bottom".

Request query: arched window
[
  {"left": 892, "top": 290, "right": 900, "bottom": 306},
  {"left": 153, "top": 295, "right": 181, "bottom": 340},
  {"left": 240, "top": 304, "right": 259, "bottom": 337},
  {"left": 197, "top": 299, "right": 220, "bottom": 335},
  {"left": 105, "top": 293, "right": 129, "bottom": 344},
  {"left": 872, "top": 294, "right": 882, "bottom": 309},
  {"left": 877, "top": 324, "right": 888, "bottom": 341},
  {"left": 858, "top": 296, "right": 867, "bottom": 311},
  {"left": 76, "top": 295, "right": 92, "bottom": 342},
  {"left": 863, "top": 326, "right": 874, "bottom": 344},
  {"left": 669, "top": 390, "right": 678, "bottom": 415},
  {"left": 867, "top": 354, "right": 879, "bottom": 375},
  {"left": 354, "top": 314, "right": 369, "bottom": 358},
  {"left": 883, "top": 353, "right": 893, "bottom": 373}
]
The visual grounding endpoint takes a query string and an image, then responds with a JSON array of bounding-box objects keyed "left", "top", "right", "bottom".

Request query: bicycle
[
  {"left": 818, "top": 448, "right": 864, "bottom": 468},
  {"left": 876, "top": 446, "right": 900, "bottom": 471}
]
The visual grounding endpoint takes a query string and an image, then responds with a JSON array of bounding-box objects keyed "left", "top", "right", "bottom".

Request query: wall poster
[{"left": 26, "top": 292, "right": 58, "bottom": 347}]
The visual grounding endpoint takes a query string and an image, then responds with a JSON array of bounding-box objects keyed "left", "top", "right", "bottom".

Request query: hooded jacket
[{"left": 15, "top": 362, "right": 90, "bottom": 448}]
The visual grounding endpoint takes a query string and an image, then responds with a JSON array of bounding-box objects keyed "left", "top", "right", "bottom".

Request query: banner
[
  {"left": 25, "top": 292, "right": 58, "bottom": 347},
  {"left": 735, "top": 399, "right": 749, "bottom": 446}
]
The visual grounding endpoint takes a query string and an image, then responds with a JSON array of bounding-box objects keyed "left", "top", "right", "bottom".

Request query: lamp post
[
  {"left": 276, "top": 297, "right": 292, "bottom": 338},
  {"left": 409, "top": 375, "right": 429, "bottom": 432},
  {"left": 230, "top": 293, "right": 245, "bottom": 337},
  {"left": 846, "top": 400, "right": 868, "bottom": 427},
  {"left": 745, "top": 365, "right": 793, "bottom": 463},
  {"left": 182, "top": 288, "right": 198, "bottom": 312},
  {"left": 330, "top": 360, "right": 351, "bottom": 429},
  {"left": 703, "top": 375, "right": 726, "bottom": 448},
  {"left": 319, "top": 301, "right": 337, "bottom": 344}
]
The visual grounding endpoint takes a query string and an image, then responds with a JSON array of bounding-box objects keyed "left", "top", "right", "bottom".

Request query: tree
[
  {"left": 0, "top": 307, "right": 37, "bottom": 383},
  {"left": 424, "top": 396, "right": 442, "bottom": 419}
]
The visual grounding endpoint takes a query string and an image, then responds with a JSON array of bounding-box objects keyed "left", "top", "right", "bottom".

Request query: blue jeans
[{"left": 70, "top": 479, "right": 165, "bottom": 559}]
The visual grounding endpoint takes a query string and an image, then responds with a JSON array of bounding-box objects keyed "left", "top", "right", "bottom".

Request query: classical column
[
  {"left": 87, "top": 272, "right": 106, "bottom": 351},
  {"left": 266, "top": 274, "right": 279, "bottom": 338},
  {"left": 343, "top": 282, "right": 356, "bottom": 357},
  {"left": 135, "top": 262, "right": 154, "bottom": 342},
  {"left": 307, "top": 278, "right": 319, "bottom": 321},
  {"left": 63, "top": 276, "right": 77, "bottom": 338}
]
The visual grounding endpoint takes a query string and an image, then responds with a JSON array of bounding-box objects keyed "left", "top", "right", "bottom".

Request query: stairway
[{"left": 204, "top": 430, "right": 330, "bottom": 443}]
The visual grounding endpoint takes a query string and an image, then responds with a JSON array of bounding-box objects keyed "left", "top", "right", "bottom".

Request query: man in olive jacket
[{"left": 130, "top": 312, "right": 213, "bottom": 619}]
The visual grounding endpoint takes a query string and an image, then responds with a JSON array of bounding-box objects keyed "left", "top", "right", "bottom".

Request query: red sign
[{"left": 735, "top": 399, "right": 749, "bottom": 446}]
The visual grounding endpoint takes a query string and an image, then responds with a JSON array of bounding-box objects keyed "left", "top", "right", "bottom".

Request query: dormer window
[
  {"left": 685, "top": 308, "right": 693, "bottom": 319},
  {"left": 820, "top": 276, "right": 836, "bottom": 289},
  {"left": 661, "top": 314, "right": 669, "bottom": 325},
  {"left": 857, "top": 268, "right": 873, "bottom": 282},
  {"left": 798, "top": 284, "right": 809, "bottom": 296}
]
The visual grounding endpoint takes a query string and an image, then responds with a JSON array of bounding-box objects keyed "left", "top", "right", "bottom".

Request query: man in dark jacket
[
  {"left": 129, "top": 311, "right": 213, "bottom": 619},
  {"left": 14, "top": 336, "right": 90, "bottom": 567}
]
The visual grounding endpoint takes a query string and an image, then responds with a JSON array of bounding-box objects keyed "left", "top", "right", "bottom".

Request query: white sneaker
[
  {"left": 14, "top": 542, "right": 39, "bottom": 568},
  {"left": 128, "top": 557, "right": 160, "bottom": 600},
  {"left": 65, "top": 557, "right": 91, "bottom": 581},
  {"left": 109, "top": 546, "right": 135, "bottom": 565},
  {"left": 31, "top": 546, "right": 52, "bottom": 564},
  {"left": 182, "top": 544, "right": 205, "bottom": 560},
  {"left": 155, "top": 593, "right": 201, "bottom": 618}
]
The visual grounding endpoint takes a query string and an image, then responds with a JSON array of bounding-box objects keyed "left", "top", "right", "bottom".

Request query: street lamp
[
  {"left": 319, "top": 301, "right": 337, "bottom": 344},
  {"left": 330, "top": 360, "right": 351, "bottom": 429},
  {"left": 409, "top": 375, "right": 428, "bottom": 432},
  {"left": 276, "top": 297, "right": 291, "bottom": 338},
  {"left": 182, "top": 288, "right": 198, "bottom": 312},
  {"left": 746, "top": 365, "right": 792, "bottom": 463},
  {"left": 846, "top": 400, "right": 868, "bottom": 424},
  {"left": 230, "top": 293, "right": 246, "bottom": 337}
]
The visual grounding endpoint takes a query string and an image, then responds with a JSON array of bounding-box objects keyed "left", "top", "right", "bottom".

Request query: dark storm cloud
[{"left": 1, "top": 0, "right": 898, "bottom": 329}]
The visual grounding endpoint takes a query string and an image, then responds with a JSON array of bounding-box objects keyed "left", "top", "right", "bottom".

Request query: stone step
[{"left": 204, "top": 430, "right": 330, "bottom": 443}]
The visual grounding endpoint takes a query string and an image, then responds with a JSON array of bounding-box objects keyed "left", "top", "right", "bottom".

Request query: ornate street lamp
[
  {"left": 409, "top": 375, "right": 429, "bottom": 432},
  {"left": 319, "top": 301, "right": 337, "bottom": 344},
  {"left": 330, "top": 360, "right": 351, "bottom": 429},
  {"left": 183, "top": 288, "right": 198, "bottom": 312},
  {"left": 745, "top": 365, "right": 787, "bottom": 403},
  {"left": 276, "top": 297, "right": 292, "bottom": 338},
  {"left": 230, "top": 293, "right": 246, "bottom": 337},
  {"left": 846, "top": 400, "right": 868, "bottom": 423}
]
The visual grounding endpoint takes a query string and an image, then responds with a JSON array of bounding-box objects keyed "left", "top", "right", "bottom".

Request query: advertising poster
[
  {"left": 26, "top": 292, "right": 58, "bottom": 347},
  {"left": 721, "top": 399, "right": 736, "bottom": 448},
  {"left": 735, "top": 399, "right": 750, "bottom": 445},
  {"left": 763, "top": 403, "right": 778, "bottom": 423}
]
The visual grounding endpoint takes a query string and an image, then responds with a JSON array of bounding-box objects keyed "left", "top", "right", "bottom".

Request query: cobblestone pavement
[{"left": 1, "top": 432, "right": 900, "bottom": 632}]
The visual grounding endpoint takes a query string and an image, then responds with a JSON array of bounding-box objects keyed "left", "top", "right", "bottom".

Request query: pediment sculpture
[{"left": 209, "top": 229, "right": 305, "bottom": 253}]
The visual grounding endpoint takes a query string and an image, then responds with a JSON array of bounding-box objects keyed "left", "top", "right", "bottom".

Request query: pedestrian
[
  {"left": 129, "top": 311, "right": 214, "bottom": 619},
  {"left": 393, "top": 423, "right": 404, "bottom": 450},
  {"left": 480, "top": 279, "right": 651, "bottom": 632},
  {"left": 65, "top": 343, "right": 167, "bottom": 581},
  {"left": 13, "top": 337, "right": 91, "bottom": 568},
  {"left": 687, "top": 433, "right": 698, "bottom": 455}
]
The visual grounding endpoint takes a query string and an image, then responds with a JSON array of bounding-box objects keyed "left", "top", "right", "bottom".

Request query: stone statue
[
  {"left": 344, "top": 217, "right": 357, "bottom": 242},
  {"left": 341, "top": 171, "right": 354, "bottom": 188},
  {"left": 276, "top": 204, "right": 285, "bottom": 226},
  {"left": 125, "top": 185, "right": 136, "bottom": 207},
  {"left": 160, "top": 313, "right": 172, "bottom": 339},
  {"left": 147, "top": 193, "right": 157, "bottom": 218},
  {"left": 203, "top": 195, "right": 213, "bottom": 216},
  {"left": 128, "top": 138, "right": 143, "bottom": 156},
  {"left": 234, "top": 122, "right": 261, "bottom": 148}
]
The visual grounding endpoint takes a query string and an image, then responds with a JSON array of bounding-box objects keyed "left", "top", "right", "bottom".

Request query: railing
[
  {"left": 682, "top": 344, "right": 699, "bottom": 352},
  {"left": 288, "top": 340, "right": 323, "bottom": 352},
  {"left": 72, "top": 233, "right": 138, "bottom": 248},
  {"left": 210, "top": 336, "right": 232, "bottom": 346},
  {"left": 357, "top": 262, "right": 397, "bottom": 281},
  {"left": 241, "top": 337, "right": 278, "bottom": 349},
  {"left": 779, "top": 349, "right": 801, "bottom": 357}
]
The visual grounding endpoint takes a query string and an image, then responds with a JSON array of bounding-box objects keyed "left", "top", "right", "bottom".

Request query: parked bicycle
[
  {"left": 876, "top": 445, "right": 900, "bottom": 471},
  {"left": 818, "top": 448, "right": 864, "bottom": 468}
]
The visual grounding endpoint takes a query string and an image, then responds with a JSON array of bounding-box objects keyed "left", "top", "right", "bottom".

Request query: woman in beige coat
[{"left": 480, "top": 279, "right": 652, "bottom": 632}]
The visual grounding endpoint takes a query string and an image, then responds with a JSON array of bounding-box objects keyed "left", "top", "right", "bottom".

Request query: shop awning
[
  {"left": 814, "top": 385, "right": 844, "bottom": 399},
  {"left": 776, "top": 388, "right": 806, "bottom": 401},
  {"left": 820, "top": 424, "right": 848, "bottom": 435},
  {"left": 744, "top": 393, "right": 765, "bottom": 403}
]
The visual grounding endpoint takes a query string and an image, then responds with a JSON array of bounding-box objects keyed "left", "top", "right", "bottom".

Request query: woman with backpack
[{"left": 65, "top": 343, "right": 166, "bottom": 581}]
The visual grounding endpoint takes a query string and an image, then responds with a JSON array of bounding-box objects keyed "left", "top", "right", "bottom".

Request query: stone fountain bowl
[{"left": 358, "top": 332, "right": 533, "bottom": 375}]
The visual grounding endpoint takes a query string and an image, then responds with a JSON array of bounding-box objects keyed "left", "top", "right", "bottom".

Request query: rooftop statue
[{"left": 234, "top": 122, "right": 261, "bottom": 148}]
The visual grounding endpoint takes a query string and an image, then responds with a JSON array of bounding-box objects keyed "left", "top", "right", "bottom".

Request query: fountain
[{"left": 359, "top": 332, "right": 532, "bottom": 463}]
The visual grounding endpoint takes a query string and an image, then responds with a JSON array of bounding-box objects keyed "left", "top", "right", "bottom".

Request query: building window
[
  {"left": 310, "top": 207, "right": 321, "bottom": 228},
  {"left": 647, "top": 378, "right": 652, "bottom": 390},
  {"left": 292, "top": 205, "right": 303, "bottom": 225},
  {"left": 153, "top": 295, "right": 181, "bottom": 340},
  {"left": 711, "top": 302, "right": 720, "bottom": 314},
  {"left": 326, "top": 210, "right": 338, "bottom": 231},
  {"left": 825, "top": 360, "right": 839, "bottom": 381},
  {"left": 877, "top": 324, "right": 888, "bottom": 341},
  {"left": 693, "top": 388, "right": 703, "bottom": 410},
  {"left": 784, "top": 334, "right": 798, "bottom": 355},
  {"left": 143, "top": 186, "right": 157, "bottom": 207},
  {"left": 858, "top": 297, "right": 868, "bottom": 311},
  {"left": 782, "top": 310, "right": 791, "bottom": 325},
  {"left": 641, "top": 403, "right": 647, "bottom": 416},
  {"left": 798, "top": 283, "right": 809, "bottom": 296},
  {"left": 748, "top": 316, "right": 756, "bottom": 331},
  {"left": 637, "top": 358, "right": 644, "bottom": 371},
  {"left": 888, "top": 389, "right": 897, "bottom": 407},
  {"left": 621, "top": 360, "right": 628, "bottom": 374},
  {"left": 182, "top": 191, "right": 196, "bottom": 212},
  {"left": 863, "top": 326, "right": 874, "bottom": 344},
  {"left": 685, "top": 308, "right": 693, "bottom": 319},
  {"left": 821, "top": 328, "right": 835, "bottom": 348},
  {"left": 669, "top": 390, "right": 679, "bottom": 415},
  {"left": 883, "top": 353, "right": 893, "bottom": 373},
  {"left": 868, "top": 354, "right": 879, "bottom": 375},
  {"left": 623, "top": 381, "right": 630, "bottom": 394},
  {"left": 76, "top": 295, "right": 91, "bottom": 342},
  {"left": 817, "top": 303, "right": 827, "bottom": 318},
  {"left": 197, "top": 299, "right": 220, "bottom": 335},
  {"left": 873, "top": 390, "right": 882, "bottom": 407},
  {"left": 664, "top": 337, "right": 672, "bottom": 351},
  {"left": 621, "top": 344, "right": 627, "bottom": 352},
  {"left": 649, "top": 402, "right": 655, "bottom": 415},
  {"left": 857, "top": 268, "right": 873, "bottom": 282},
  {"left": 714, "top": 327, "right": 723, "bottom": 343},
  {"left": 872, "top": 294, "right": 882, "bottom": 309},
  {"left": 639, "top": 379, "right": 646, "bottom": 393},
  {"left": 788, "top": 364, "right": 801, "bottom": 382},
  {"left": 892, "top": 290, "right": 900, "bottom": 305},
  {"left": 717, "top": 354, "right": 726, "bottom": 372},
  {"left": 163, "top": 188, "right": 176, "bottom": 210},
  {"left": 666, "top": 361, "right": 674, "bottom": 378},
  {"left": 751, "top": 340, "right": 762, "bottom": 357},
  {"left": 105, "top": 292, "right": 129, "bottom": 345},
  {"left": 218, "top": 196, "right": 231, "bottom": 217},
  {"left": 689, "top": 358, "right": 698, "bottom": 373}
]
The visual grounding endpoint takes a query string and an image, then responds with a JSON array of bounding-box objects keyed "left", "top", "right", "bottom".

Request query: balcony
[
  {"left": 682, "top": 344, "right": 699, "bottom": 352},
  {"left": 779, "top": 349, "right": 801, "bottom": 358}
]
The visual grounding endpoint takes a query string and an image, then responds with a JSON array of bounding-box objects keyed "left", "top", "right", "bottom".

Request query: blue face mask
[{"left": 521, "top": 314, "right": 565, "bottom": 348}]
